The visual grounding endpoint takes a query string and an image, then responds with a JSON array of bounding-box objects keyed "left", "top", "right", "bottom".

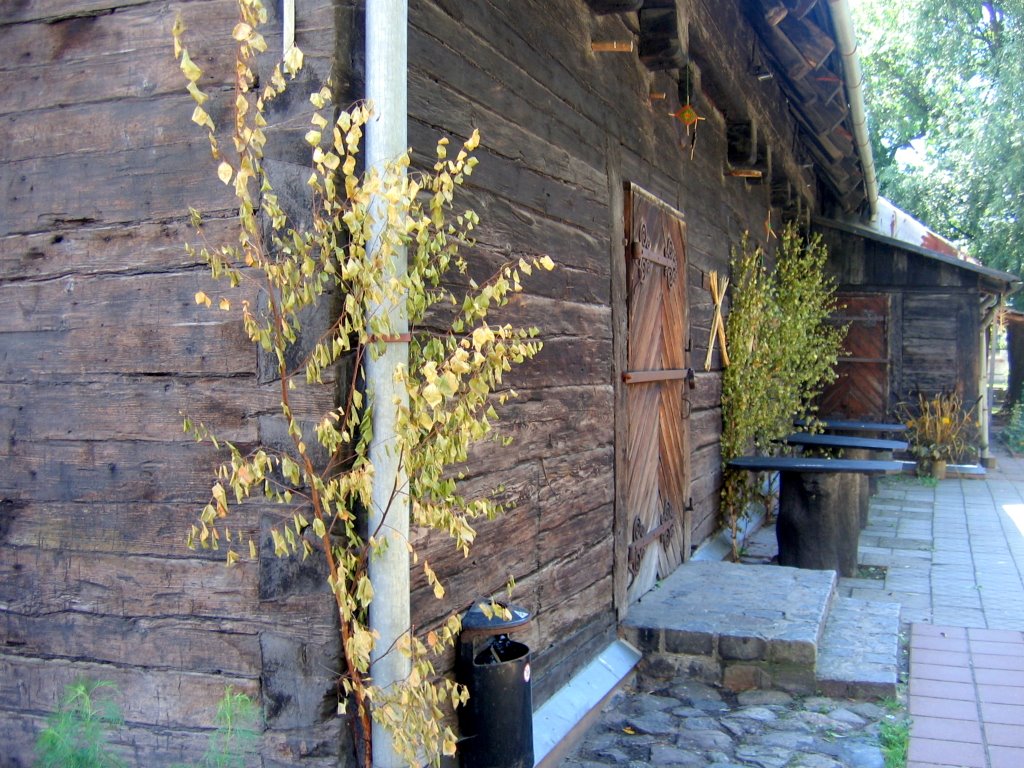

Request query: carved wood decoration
[
  {"left": 624, "top": 185, "right": 692, "bottom": 605},
  {"left": 818, "top": 294, "right": 891, "bottom": 421}
]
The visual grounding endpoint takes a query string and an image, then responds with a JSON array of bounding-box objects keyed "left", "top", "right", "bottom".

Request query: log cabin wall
[
  {"left": 406, "top": 0, "right": 829, "bottom": 701},
  {"left": 817, "top": 225, "right": 983, "bottom": 415},
  {"left": 0, "top": 1, "right": 355, "bottom": 765},
  {"left": 1, "top": 0, "right": 842, "bottom": 764}
]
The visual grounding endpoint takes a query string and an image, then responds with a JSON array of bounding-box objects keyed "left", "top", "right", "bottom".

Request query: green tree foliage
[
  {"left": 853, "top": 0, "right": 1024, "bottom": 281},
  {"left": 1004, "top": 401, "right": 1024, "bottom": 452},
  {"left": 719, "top": 225, "right": 844, "bottom": 557},
  {"left": 173, "top": 2, "right": 552, "bottom": 765}
]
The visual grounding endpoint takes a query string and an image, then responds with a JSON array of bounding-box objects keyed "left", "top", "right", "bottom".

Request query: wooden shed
[
  {"left": 814, "top": 217, "right": 1020, "bottom": 454},
  {"left": 1, "top": 1, "right": 885, "bottom": 765}
]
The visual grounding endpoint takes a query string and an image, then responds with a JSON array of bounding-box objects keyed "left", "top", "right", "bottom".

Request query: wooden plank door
[
  {"left": 623, "top": 185, "right": 692, "bottom": 606},
  {"left": 818, "top": 293, "right": 891, "bottom": 420}
]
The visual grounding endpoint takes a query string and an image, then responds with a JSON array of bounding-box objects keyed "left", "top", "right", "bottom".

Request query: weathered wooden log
[
  {"left": 777, "top": 14, "right": 835, "bottom": 71},
  {"left": 638, "top": 3, "right": 688, "bottom": 71},
  {"left": 727, "top": 120, "right": 758, "bottom": 167},
  {"left": 776, "top": 470, "right": 859, "bottom": 576},
  {"left": 583, "top": 0, "right": 643, "bottom": 13},
  {"left": 761, "top": 0, "right": 819, "bottom": 26}
]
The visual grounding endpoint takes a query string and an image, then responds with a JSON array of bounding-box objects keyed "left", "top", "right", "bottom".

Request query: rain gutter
[
  {"left": 364, "top": 2, "right": 410, "bottom": 767},
  {"left": 828, "top": 0, "right": 879, "bottom": 220}
]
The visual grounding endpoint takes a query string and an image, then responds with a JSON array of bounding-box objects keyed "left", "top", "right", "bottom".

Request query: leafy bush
[
  {"left": 1004, "top": 402, "right": 1024, "bottom": 454},
  {"left": 173, "top": 1, "right": 553, "bottom": 764},
  {"left": 720, "top": 224, "right": 844, "bottom": 556}
]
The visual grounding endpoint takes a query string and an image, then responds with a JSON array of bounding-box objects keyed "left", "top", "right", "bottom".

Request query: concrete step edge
[{"left": 815, "top": 596, "right": 901, "bottom": 699}]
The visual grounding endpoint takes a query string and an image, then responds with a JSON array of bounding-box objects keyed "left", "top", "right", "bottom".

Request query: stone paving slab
[
  {"left": 620, "top": 558, "right": 902, "bottom": 700},
  {"left": 816, "top": 597, "right": 901, "bottom": 699},
  {"left": 560, "top": 449, "right": 1024, "bottom": 768},
  {"left": 622, "top": 562, "right": 836, "bottom": 676},
  {"left": 560, "top": 680, "right": 893, "bottom": 768},
  {"left": 908, "top": 624, "right": 1024, "bottom": 768}
]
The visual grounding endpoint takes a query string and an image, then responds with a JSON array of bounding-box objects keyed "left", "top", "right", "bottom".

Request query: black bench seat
[
  {"left": 796, "top": 418, "right": 908, "bottom": 435},
  {"left": 728, "top": 456, "right": 902, "bottom": 577},
  {"left": 780, "top": 434, "right": 909, "bottom": 529},
  {"left": 728, "top": 455, "right": 903, "bottom": 474},
  {"left": 782, "top": 433, "right": 909, "bottom": 453}
]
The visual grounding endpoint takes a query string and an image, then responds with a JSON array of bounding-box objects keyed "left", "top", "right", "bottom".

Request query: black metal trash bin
[{"left": 457, "top": 602, "right": 533, "bottom": 768}]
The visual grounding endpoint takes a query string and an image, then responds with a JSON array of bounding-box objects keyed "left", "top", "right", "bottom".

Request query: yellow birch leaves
[{"left": 175, "top": 2, "right": 554, "bottom": 765}]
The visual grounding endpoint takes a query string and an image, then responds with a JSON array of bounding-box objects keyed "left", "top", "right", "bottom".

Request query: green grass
[
  {"left": 879, "top": 715, "right": 910, "bottom": 768},
  {"left": 35, "top": 680, "right": 126, "bottom": 768},
  {"left": 193, "top": 686, "right": 261, "bottom": 768},
  {"left": 36, "top": 681, "right": 261, "bottom": 768}
]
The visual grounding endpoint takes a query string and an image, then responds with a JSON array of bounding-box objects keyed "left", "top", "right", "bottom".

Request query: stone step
[
  {"left": 620, "top": 561, "right": 901, "bottom": 700},
  {"left": 622, "top": 561, "right": 836, "bottom": 694},
  {"left": 815, "top": 596, "right": 901, "bottom": 699}
]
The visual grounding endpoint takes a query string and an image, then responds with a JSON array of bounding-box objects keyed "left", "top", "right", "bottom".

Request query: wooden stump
[
  {"left": 844, "top": 447, "right": 882, "bottom": 529},
  {"left": 776, "top": 471, "right": 860, "bottom": 577}
]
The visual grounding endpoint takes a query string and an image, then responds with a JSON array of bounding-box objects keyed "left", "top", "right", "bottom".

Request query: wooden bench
[
  {"left": 796, "top": 418, "right": 908, "bottom": 436},
  {"left": 728, "top": 456, "right": 903, "bottom": 577},
  {"left": 782, "top": 433, "right": 910, "bottom": 528},
  {"left": 782, "top": 433, "right": 908, "bottom": 453}
]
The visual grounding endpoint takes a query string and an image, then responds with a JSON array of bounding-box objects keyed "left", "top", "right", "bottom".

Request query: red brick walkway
[{"left": 908, "top": 623, "right": 1024, "bottom": 768}]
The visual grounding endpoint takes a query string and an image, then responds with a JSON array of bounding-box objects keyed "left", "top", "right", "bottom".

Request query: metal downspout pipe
[
  {"left": 980, "top": 296, "right": 1000, "bottom": 464},
  {"left": 365, "top": 2, "right": 410, "bottom": 767},
  {"left": 828, "top": 0, "right": 879, "bottom": 220}
]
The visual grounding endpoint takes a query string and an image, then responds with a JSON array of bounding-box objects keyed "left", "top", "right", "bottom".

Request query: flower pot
[{"left": 916, "top": 458, "right": 947, "bottom": 480}]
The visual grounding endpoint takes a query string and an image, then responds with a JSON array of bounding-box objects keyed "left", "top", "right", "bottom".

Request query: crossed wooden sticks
[{"left": 705, "top": 271, "right": 730, "bottom": 370}]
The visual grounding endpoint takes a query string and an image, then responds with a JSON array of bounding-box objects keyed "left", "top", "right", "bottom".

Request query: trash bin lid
[{"left": 461, "top": 602, "right": 531, "bottom": 638}]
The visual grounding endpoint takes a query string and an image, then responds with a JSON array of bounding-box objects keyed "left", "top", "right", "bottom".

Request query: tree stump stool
[{"left": 729, "top": 456, "right": 904, "bottom": 578}]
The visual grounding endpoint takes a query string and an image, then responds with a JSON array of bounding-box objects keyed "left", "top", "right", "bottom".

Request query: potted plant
[{"left": 899, "top": 392, "right": 978, "bottom": 479}]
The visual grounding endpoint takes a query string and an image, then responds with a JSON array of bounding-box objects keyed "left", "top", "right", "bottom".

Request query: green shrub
[
  {"left": 1004, "top": 402, "right": 1024, "bottom": 453},
  {"left": 720, "top": 224, "right": 844, "bottom": 557}
]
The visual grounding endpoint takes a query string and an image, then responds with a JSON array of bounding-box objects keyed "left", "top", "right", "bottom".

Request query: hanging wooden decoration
[
  {"left": 705, "top": 271, "right": 730, "bottom": 370},
  {"left": 763, "top": 207, "right": 777, "bottom": 242},
  {"left": 672, "top": 104, "right": 701, "bottom": 126},
  {"left": 672, "top": 70, "right": 705, "bottom": 159}
]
